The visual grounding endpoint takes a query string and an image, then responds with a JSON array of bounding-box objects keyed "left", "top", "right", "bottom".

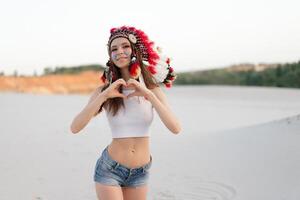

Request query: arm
[
  {"left": 70, "top": 86, "right": 107, "bottom": 134},
  {"left": 70, "top": 78, "right": 127, "bottom": 134},
  {"left": 147, "top": 86, "right": 181, "bottom": 134}
]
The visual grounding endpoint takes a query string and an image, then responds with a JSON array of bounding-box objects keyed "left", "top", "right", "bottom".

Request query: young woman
[{"left": 70, "top": 26, "right": 181, "bottom": 200}]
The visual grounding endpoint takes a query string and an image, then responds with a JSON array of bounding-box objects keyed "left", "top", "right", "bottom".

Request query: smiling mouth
[{"left": 117, "top": 57, "right": 128, "bottom": 61}]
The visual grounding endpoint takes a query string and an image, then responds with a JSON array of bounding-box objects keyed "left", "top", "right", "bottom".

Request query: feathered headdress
[{"left": 101, "top": 26, "right": 176, "bottom": 88}]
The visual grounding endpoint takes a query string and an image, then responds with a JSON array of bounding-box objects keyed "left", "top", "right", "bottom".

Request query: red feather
[
  {"left": 169, "top": 76, "right": 175, "bottom": 81},
  {"left": 100, "top": 74, "right": 106, "bottom": 83},
  {"left": 147, "top": 65, "right": 157, "bottom": 74},
  {"left": 129, "top": 62, "right": 140, "bottom": 78},
  {"left": 166, "top": 58, "right": 170, "bottom": 65},
  {"left": 165, "top": 82, "right": 172, "bottom": 88}
]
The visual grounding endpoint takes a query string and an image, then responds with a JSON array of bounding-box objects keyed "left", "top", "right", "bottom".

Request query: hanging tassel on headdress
[
  {"left": 128, "top": 55, "right": 141, "bottom": 79},
  {"left": 100, "top": 73, "right": 106, "bottom": 83},
  {"left": 100, "top": 61, "right": 117, "bottom": 85},
  {"left": 129, "top": 62, "right": 141, "bottom": 79},
  {"left": 100, "top": 61, "right": 110, "bottom": 83}
]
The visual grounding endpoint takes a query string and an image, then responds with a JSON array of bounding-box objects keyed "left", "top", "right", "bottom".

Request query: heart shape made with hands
[
  {"left": 120, "top": 80, "right": 148, "bottom": 99},
  {"left": 122, "top": 84, "right": 135, "bottom": 90}
]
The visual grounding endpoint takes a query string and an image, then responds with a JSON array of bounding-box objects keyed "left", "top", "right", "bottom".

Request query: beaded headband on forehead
[{"left": 102, "top": 26, "right": 177, "bottom": 88}]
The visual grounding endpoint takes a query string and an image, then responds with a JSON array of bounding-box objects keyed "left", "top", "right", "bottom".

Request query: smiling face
[{"left": 110, "top": 37, "right": 132, "bottom": 69}]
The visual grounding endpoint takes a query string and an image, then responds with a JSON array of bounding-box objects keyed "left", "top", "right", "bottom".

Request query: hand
[
  {"left": 125, "top": 78, "right": 152, "bottom": 99},
  {"left": 102, "top": 78, "right": 127, "bottom": 99}
]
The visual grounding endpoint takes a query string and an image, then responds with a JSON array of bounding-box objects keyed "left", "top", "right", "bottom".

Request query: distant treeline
[
  {"left": 43, "top": 64, "right": 105, "bottom": 75},
  {"left": 39, "top": 61, "right": 300, "bottom": 88},
  {"left": 175, "top": 61, "right": 300, "bottom": 88}
]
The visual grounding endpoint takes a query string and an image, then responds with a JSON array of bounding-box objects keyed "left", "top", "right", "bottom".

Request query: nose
[{"left": 116, "top": 47, "right": 125, "bottom": 55}]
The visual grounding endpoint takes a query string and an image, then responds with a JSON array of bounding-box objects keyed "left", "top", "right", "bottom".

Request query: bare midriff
[{"left": 108, "top": 136, "right": 150, "bottom": 169}]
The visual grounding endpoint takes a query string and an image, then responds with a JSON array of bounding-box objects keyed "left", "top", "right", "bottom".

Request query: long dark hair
[{"left": 98, "top": 43, "right": 158, "bottom": 116}]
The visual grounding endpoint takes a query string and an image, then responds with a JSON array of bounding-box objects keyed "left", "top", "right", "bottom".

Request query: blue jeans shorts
[{"left": 94, "top": 146, "right": 152, "bottom": 187}]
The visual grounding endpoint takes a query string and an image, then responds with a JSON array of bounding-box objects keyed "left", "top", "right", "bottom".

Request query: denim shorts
[{"left": 94, "top": 146, "right": 152, "bottom": 187}]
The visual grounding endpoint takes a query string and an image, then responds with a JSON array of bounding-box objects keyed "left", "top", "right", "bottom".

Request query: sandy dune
[{"left": 0, "top": 71, "right": 104, "bottom": 94}]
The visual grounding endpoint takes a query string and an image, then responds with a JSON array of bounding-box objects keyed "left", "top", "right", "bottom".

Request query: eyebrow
[{"left": 111, "top": 42, "right": 130, "bottom": 48}]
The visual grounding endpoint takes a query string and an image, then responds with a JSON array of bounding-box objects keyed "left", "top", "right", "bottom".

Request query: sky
[{"left": 1, "top": 0, "right": 300, "bottom": 75}]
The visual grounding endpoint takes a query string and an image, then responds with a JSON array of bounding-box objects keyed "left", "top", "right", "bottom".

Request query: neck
[{"left": 120, "top": 67, "right": 131, "bottom": 81}]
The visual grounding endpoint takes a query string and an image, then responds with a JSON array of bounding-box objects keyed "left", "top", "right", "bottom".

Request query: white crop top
[{"left": 105, "top": 74, "right": 154, "bottom": 138}]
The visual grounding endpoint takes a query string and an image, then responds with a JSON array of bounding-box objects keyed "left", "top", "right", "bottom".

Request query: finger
[
  {"left": 126, "top": 80, "right": 139, "bottom": 88},
  {"left": 113, "top": 79, "right": 126, "bottom": 88},
  {"left": 125, "top": 83, "right": 137, "bottom": 90},
  {"left": 116, "top": 78, "right": 126, "bottom": 85}
]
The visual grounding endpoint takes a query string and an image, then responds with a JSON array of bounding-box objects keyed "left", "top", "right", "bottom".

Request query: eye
[
  {"left": 123, "top": 45, "right": 130, "bottom": 48},
  {"left": 111, "top": 48, "right": 117, "bottom": 52}
]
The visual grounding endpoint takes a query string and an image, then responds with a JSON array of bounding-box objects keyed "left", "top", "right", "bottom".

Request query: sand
[{"left": 0, "top": 86, "right": 299, "bottom": 199}]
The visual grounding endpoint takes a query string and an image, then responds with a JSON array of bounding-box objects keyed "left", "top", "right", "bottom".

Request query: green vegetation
[
  {"left": 175, "top": 61, "right": 300, "bottom": 88},
  {"left": 43, "top": 64, "right": 105, "bottom": 75},
  {"left": 38, "top": 61, "right": 300, "bottom": 88}
]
